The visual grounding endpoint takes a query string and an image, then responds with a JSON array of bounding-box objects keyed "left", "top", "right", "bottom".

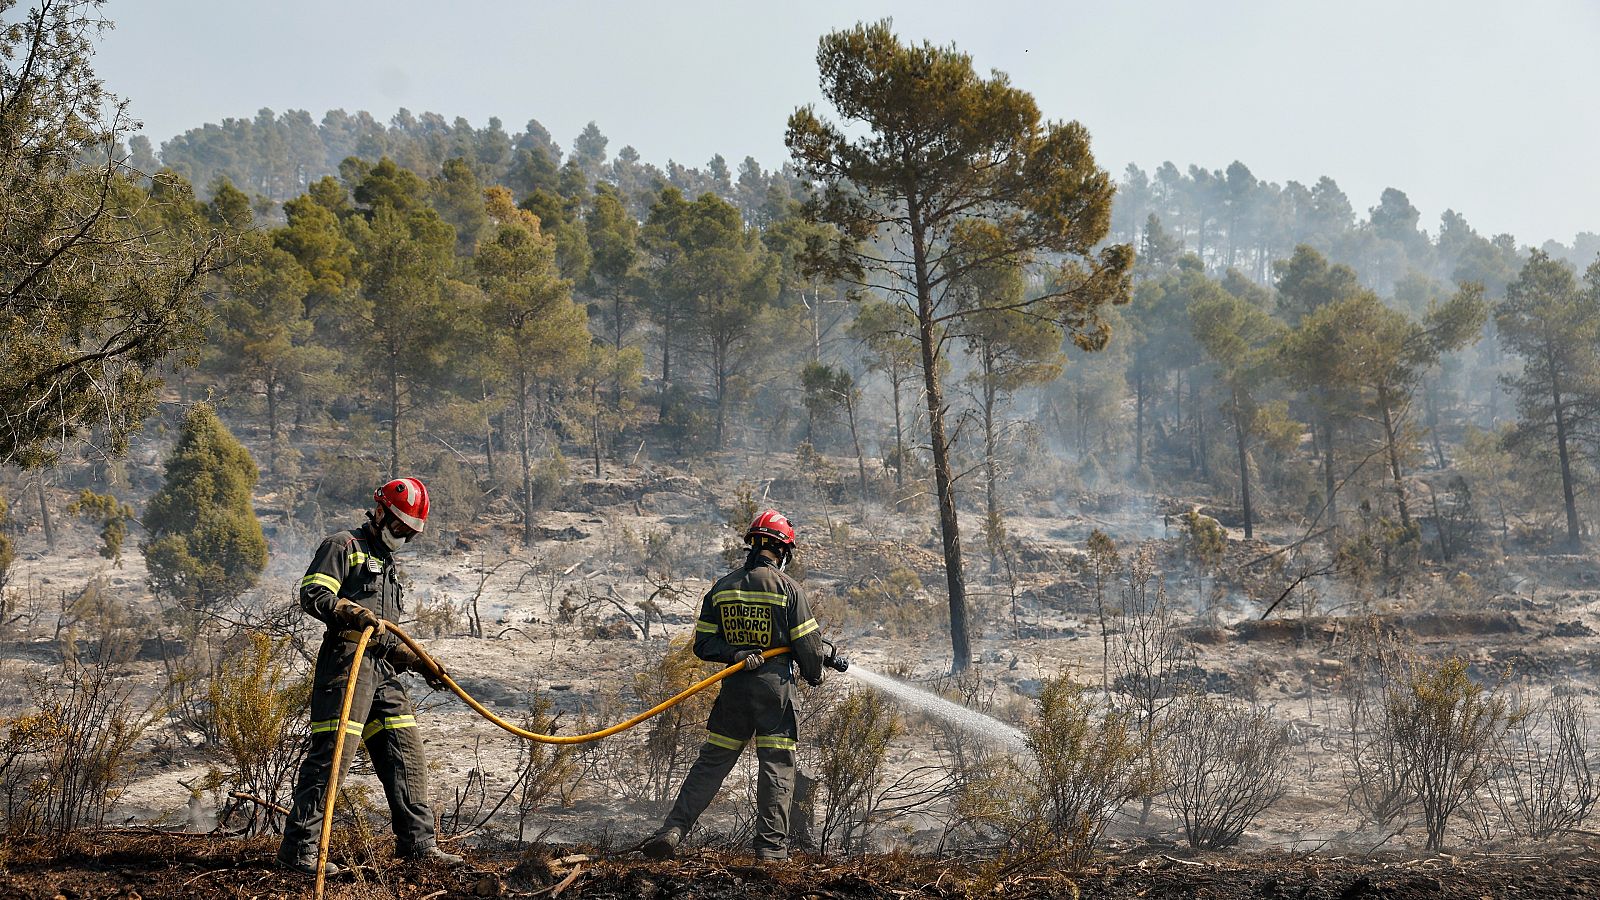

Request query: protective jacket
[
  {"left": 660, "top": 554, "right": 827, "bottom": 859},
  {"left": 693, "top": 555, "right": 824, "bottom": 682},
  {"left": 298, "top": 523, "right": 405, "bottom": 652},
  {"left": 278, "top": 521, "right": 435, "bottom": 865}
]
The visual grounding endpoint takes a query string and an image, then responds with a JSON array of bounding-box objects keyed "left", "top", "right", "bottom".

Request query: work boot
[
  {"left": 754, "top": 849, "right": 789, "bottom": 863},
  {"left": 403, "top": 845, "right": 466, "bottom": 867},
  {"left": 277, "top": 851, "right": 342, "bottom": 877},
  {"left": 641, "top": 826, "right": 682, "bottom": 860}
]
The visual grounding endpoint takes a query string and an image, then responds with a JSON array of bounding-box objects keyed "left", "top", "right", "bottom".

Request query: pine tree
[
  {"left": 1189, "top": 285, "right": 1284, "bottom": 539},
  {"left": 1496, "top": 252, "right": 1600, "bottom": 548},
  {"left": 1, "top": 3, "right": 233, "bottom": 466},
  {"left": 144, "top": 405, "right": 268, "bottom": 612},
  {"left": 950, "top": 221, "right": 1065, "bottom": 571},
  {"left": 788, "top": 21, "right": 1132, "bottom": 670},
  {"left": 346, "top": 158, "right": 463, "bottom": 476},
  {"left": 476, "top": 189, "right": 590, "bottom": 546}
]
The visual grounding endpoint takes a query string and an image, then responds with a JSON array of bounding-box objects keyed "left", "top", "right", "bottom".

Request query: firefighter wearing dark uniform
[
  {"left": 642, "top": 509, "right": 828, "bottom": 863},
  {"left": 277, "top": 477, "right": 463, "bottom": 876}
]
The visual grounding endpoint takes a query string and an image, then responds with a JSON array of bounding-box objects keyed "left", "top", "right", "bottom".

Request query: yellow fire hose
[{"left": 314, "top": 621, "right": 792, "bottom": 895}]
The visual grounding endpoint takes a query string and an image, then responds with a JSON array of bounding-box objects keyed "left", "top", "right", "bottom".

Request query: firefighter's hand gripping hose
[{"left": 315, "top": 621, "right": 794, "bottom": 896}]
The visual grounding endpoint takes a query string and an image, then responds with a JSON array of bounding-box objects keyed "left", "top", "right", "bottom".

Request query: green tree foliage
[
  {"left": 641, "top": 188, "right": 783, "bottom": 442},
  {"left": 583, "top": 182, "right": 641, "bottom": 354},
  {"left": 1190, "top": 287, "right": 1285, "bottom": 538},
  {"left": 1273, "top": 244, "right": 1362, "bottom": 324},
  {"left": 788, "top": 20, "right": 1132, "bottom": 671},
  {"left": 1495, "top": 251, "right": 1600, "bottom": 548},
  {"left": 950, "top": 222, "right": 1065, "bottom": 569},
  {"left": 475, "top": 189, "right": 589, "bottom": 546},
  {"left": 346, "top": 158, "right": 466, "bottom": 476},
  {"left": 1123, "top": 256, "right": 1205, "bottom": 472},
  {"left": 65, "top": 490, "right": 135, "bottom": 564},
  {"left": 208, "top": 224, "right": 335, "bottom": 473},
  {"left": 680, "top": 195, "right": 781, "bottom": 444},
  {"left": 0, "top": 2, "right": 234, "bottom": 467},
  {"left": 274, "top": 177, "right": 359, "bottom": 323},
  {"left": 1281, "top": 275, "right": 1486, "bottom": 532},
  {"left": 143, "top": 404, "right": 268, "bottom": 612}
]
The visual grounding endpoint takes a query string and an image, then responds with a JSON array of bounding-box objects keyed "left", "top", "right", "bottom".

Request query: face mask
[{"left": 379, "top": 522, "right": 406, "bottom": 551}]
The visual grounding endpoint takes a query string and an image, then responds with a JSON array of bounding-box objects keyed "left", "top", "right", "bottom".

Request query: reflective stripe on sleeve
[
  {"left": 789, "top": 618, "right": 819, "bottom": 640},
  {"left": 704, "top": 731, "right": 745, "bottom": 751},
  {"left": 694, "top": 619, "right": 719, "bottom": 634},
  {"left": 754, "top": 735, "right": 797, "bottom": 751},
  {"left": 301, "top": 573, "right": 341, "bottom": 593}
]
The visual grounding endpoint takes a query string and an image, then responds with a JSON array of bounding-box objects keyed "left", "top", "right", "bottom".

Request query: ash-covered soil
[
  {"left": 6, "top": 438, "right": 1600, "bottom": 861},
  {"left": 5, "top": 832, "right": 1599, "bottom": 899}
]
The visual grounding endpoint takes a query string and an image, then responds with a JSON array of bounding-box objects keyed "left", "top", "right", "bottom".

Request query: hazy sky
[{"left": 91, "top": 0, "right": 1600, "bottom": 246}]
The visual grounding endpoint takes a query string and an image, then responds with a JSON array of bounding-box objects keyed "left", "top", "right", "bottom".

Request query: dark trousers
[
  {"left": 279, "top": 636, "right": 435, "bottom": 860},
  {"left": 662, "top": 666, "right": 798, "bottom": 856}
]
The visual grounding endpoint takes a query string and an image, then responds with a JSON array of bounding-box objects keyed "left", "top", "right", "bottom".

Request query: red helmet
[
  {"left": 375, "top": 477, "right": 430, "bottom": 533},
  {"left": 745, "top": 509, "right": 796, "bottom": 548}
]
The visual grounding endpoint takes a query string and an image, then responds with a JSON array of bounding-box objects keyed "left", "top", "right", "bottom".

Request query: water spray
[{"left": 826, "top": 643, "right": 1027, "bottom": 751}]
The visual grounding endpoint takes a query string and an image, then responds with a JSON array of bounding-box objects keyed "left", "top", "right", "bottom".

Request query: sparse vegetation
[
  {"left": 2, "top": 2, "right": 1600, "bottom": 891},
  {"left": 1164, "top": 697, "right": 1290, "bottom": 849}
]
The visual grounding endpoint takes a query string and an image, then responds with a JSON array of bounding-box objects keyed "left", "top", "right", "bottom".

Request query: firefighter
[
  {"left": 641, "top": 509, "right": 829, "bottom": 863},
  {"left": 277, "top": 477, "right": 464, "bottom": 875}
]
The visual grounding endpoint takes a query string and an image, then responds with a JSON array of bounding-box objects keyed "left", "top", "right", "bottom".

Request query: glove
[
  {"left": 804, "top": 672, "right": 824, "bottom": 688},
  {"left": 333, "top": 598, "right": 381, "bottom": 631},
  {"left": 388, "top": 643, "right": 449, "bottom": 690},
  {"left": 389, "top": 643, "right": 421, "bottom": 671},
  {"left": 738, "top": 650, "right": 764, "bottom": 672}
]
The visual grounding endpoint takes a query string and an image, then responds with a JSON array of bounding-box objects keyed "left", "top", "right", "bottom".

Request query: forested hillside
[
  {"left": 7, "top": 3, "right": 1600, "bottom": 891},
  {"left": 128, "top": 98, "right": 1600, "bottom": 576}
]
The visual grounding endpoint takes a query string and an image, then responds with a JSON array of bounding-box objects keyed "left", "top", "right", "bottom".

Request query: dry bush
[
  {"left": 510, "top": 694, "right": 584, "bottom": 844},
  {"left": 614, "top": 638, "right": 715, "bottom": 806},
  {"left": 207, "top": 632, "right": 311, "bottom": 833},
  {"left": 0, "top": 653, "right": 163, "bottom": 837},
  {"left": 1164, "top": 697, "right": 1289, "bottom": 849},
  {"left": 1339, "top": 622, "right": 1415, "bottom": 828},
  {"left": 1389, "top": 656, "right": 1514, "bottom": 850},
  {"left": 1341, "top": 629, "right": 1517, "bottom": 850},
  {"left": 836, "top": 565, "right": 933, "bottom": 639},
  {"left": 411, "top": 589, "right": 464, "bottom": 639},
  {"left": 960, "top": 675, "right": 1147, "bottom": 871},
  {"left": 812, "top": 687, "right": 901, "bottom": 854},
  {"left": 1112, "top": 547, "right": 1194, "bottom": 820},
  {"left": 1489, "top": 695, "right": 1597, "bottom": 840}
]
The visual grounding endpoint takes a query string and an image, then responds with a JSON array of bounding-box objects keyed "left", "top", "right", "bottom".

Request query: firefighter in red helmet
[
  {"left": 640, "top": 509, "right": 838, "bottom": 863},
  {"left": 277, "top": 478, "right": 462, "bottom": 875}
]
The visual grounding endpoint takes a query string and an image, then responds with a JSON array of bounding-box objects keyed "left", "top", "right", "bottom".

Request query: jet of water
[{"left": 843, "top": 665, "right": 1028, "bottom": 752}]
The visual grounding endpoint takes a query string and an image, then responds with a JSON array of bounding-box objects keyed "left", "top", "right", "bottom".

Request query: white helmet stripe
[{"left": 391, "top": 507, "right": 425, "bottom": 532}]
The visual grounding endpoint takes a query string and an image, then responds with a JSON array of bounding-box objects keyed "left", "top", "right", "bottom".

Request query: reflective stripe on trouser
[
  {"left": 661, "top": 666, "right": 798, "bottom": 856},
  {"left": 279, "top": 636, "right": 436, "bottom": 861}
]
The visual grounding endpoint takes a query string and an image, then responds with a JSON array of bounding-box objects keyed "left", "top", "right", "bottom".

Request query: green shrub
[
  {"left": 208, "top": 633, "right": 311, "bottom": 832},
  {"left": 961, "top": 675, "right": 1148, "bottom": 871},
  {"left": 66, "top": 490, "right": 135, "bottom": 563},
  {"left": 143, "top": 404, "right": 268, "bottom": 613}
]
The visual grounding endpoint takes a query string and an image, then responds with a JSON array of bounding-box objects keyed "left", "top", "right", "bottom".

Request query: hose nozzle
[{"left": 822, "top": 639, "right": 849, "bottom": 673}]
